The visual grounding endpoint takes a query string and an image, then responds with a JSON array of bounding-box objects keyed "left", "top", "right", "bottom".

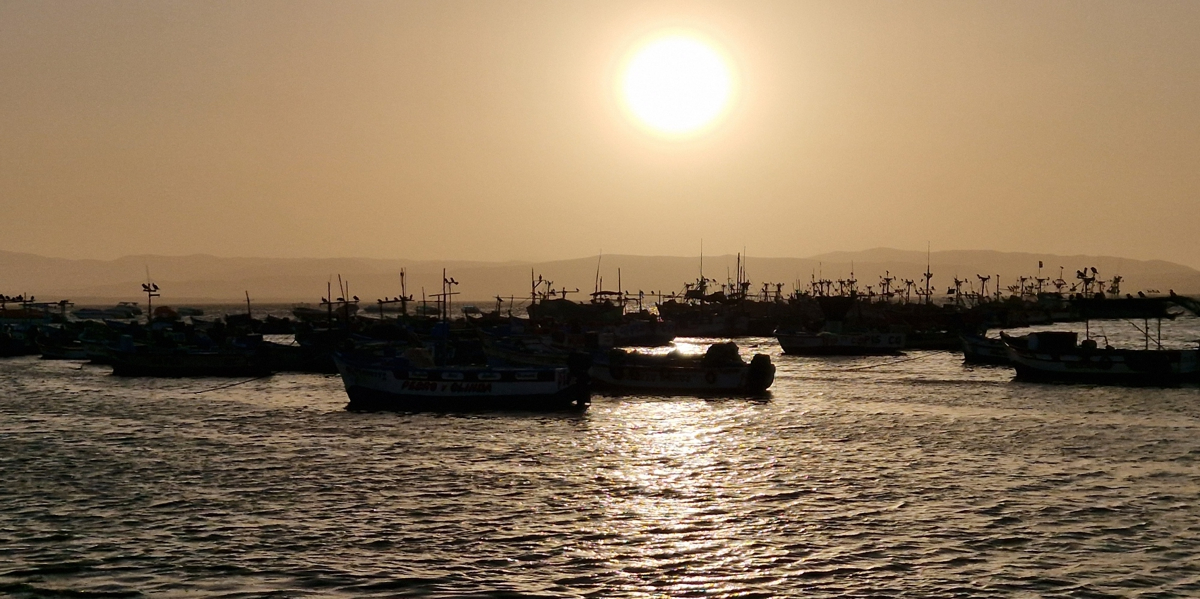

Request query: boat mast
[
  {"left": 400, "top": 268, "right": 408, "bottom": 316},
  {"left": 594, "top": 251, "right": 603, "bottom": 298},
  {"left": 924, "top": 243, "right": 933, "bottom": 305}
]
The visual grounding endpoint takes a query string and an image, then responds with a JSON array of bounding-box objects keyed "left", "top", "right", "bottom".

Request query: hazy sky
[{"left": 2, "top": 1, "right": 1199, "bottom": 267}]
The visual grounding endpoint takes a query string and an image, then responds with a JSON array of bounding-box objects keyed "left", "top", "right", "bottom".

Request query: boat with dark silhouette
[
  {"left": 333, "top": 343, "right": 590, "bottom": 411},
  {"left": 589, "top": 342, "right": 775, "bottom": 394},
  {"left": 36, "top": 324, "right": 88, "bottom": 360},
  {"left": 776, "top": 330, "right": 905, "bottom": 356},
  {"left": 107, "top": 335, "right": 271, "bottom": 377},
  {"left": 109, "top": 347, "right": 270, "bottom": 377},
  {"left": 1001, "top": 294, "right": 1200, "bottom": 385},
  {"left": 1002, "top": 331, "right": 1198, "bottom": 385},
  {"left": 72, "top": 302, "right": 143, "bottom": 320},
  {"left": 960, "top": 332, "right": 1010, "bottom": 365},
  {"left": 1, "top": 325, "right": 40, "bottom": 357},
  {"left": 775, "top": 294, "right": 904, "bottom": 356}
]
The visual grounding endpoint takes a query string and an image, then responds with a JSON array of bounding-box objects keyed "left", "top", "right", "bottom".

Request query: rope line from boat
[{"left": 192, "top": 375, "right": 274, "bottom": 394}]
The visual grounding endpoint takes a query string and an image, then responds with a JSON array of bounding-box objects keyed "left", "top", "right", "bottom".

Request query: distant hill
[{"left": 2, "top": 248, "right": 1198, "bottom": 305}]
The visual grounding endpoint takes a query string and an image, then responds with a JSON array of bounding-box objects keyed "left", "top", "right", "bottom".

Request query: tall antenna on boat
[
  {"left": 924, "top": 242, "right": 933, "bottom": 305},
  {"left": 594, "top": 251, "right": 603, "bottom": 296},
  {"left": 327, "top": 279, "right": 333, "bottom": 325},
  {"left": 141, "top": 266, "right": 160, "bottom": 319},
  {"left": 399, "top": 268, "right": 409, "bottom": 315}
]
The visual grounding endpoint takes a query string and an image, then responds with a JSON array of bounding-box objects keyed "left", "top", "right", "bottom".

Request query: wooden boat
[
  {"left": 106, "top": 335, "right": 270, "bottom": 377},
  {"left": 589, "top": 342, "right": 775, "bottom": 394},
  {"left": 1001, "top": 331, "right": 1199, "bottom": 385},
  {"left": 262, "top": 340, "right": 338, "bottom": 374},
  {"left": 0, "top": 325, "right": 40, "bottom": 357},
  {"left": 333, "top": 350, "right": 590, "bottom": 412},
  {"left": 776, "top": 331, "right": 904, "bottom": 356},
  {"left": 72, "top": 302, "right": 142, "bottom": 320},
  {"left": 1001, "top": 293, "right": 1200, "bottom": 385},
  {"left": 108, "top": 347, "right": 270, "bottom": 377},
  {"left": 960, "top": 333, "right": 1010, "bottom": 365},
  {"left": 37, "top": 339, "right": 88, "bottom": 360}
]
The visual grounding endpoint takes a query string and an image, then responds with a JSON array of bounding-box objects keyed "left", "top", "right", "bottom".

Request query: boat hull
[
  {"left": 38, "top": 343, "right": 88, "bottom": 360},
  {"left": 961, "top": 334, "right": 1010, "bottom": 365},
  {"left": 1005, "top": 343, "right": 1199, "bottom": 386},
  {"left": 588, "top": 358, "right": 774, "bottom": 394},
  {"left": 777, "top": 332, "right": 904, "bottom": 356},
  {"left": 109, "top": 350, "right": 271, "bottom": 377},
  {"left": 334, "top": 355, "right": 590, "bottom": 412}
]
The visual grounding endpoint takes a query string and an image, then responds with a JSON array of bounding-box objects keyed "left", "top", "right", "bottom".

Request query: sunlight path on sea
[{"left": 2, "top": 331, "right": 1200, "bottom": 597}]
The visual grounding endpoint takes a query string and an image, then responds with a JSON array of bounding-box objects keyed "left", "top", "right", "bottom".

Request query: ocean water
[{"left": 2, "top": 318, "right": 1200, "bottom": 598}]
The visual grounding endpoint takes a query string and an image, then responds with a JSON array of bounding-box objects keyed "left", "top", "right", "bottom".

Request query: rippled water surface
[{"left": 4, "top": 321, "right": 1200, "bottom": 597}]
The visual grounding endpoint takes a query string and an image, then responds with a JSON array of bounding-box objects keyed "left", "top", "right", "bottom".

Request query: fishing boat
[
  {"left": 1001, "top": 331, "right": 1198, "bottom": 385},
  {"left": 108, "top": 347, "right": 270, "bottom": 377},
  {"left": 0, "top": 325, "right": 40, "bottom": 357},
  {"left": 36, "top": 325, "right": 88, "bottom": 360},
  {"left": 106, "top": 335, "right": 271, "bottom": 377},
  {"left": 589, "top": 342, "right": 775, "bottom": 394},
  {"left": 333, "top": 349, "right": 591, "bottom": 412},
  {"left": 960, "top": 332, "right": 1010, "bottom": 365},
  {"left": 72, "top": 302, "right": 142, "bottom": 320},
  {"left": 776, "top": 330, "right": 904, "bottom": 356},
  {"left": 1001, "top": 294, "right": 1200, "bottom": 385},
  {"left": 262, "top": 340, "right": 338, "bottom": 373}
]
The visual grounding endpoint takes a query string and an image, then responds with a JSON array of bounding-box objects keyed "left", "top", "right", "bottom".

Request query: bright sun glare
[{"left": 622, "top": 34, "right": 733, "bottom": 135}]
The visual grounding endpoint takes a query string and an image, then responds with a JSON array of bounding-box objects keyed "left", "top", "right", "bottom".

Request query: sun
[{"left": 621, "top": 34, "right": 734, "bottom": 136}]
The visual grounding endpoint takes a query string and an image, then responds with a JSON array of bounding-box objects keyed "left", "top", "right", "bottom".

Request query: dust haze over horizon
[{"left": 3, "top": 1, "right": 1199, "bottom": 268}]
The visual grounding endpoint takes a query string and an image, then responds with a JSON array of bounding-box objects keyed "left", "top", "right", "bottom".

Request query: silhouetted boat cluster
[{"left": 3, "top": 260, "right": 1198, "bottom": 411}]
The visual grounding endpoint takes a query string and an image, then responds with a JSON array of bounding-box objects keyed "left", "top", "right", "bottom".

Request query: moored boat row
[{"left": 3, "top": 274, "right": 1198, "bottom": 414}]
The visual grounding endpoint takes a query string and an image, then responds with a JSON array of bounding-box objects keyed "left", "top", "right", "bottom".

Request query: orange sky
[{"left": 2, "top": 1, "right": 1198, "bottom": 267}]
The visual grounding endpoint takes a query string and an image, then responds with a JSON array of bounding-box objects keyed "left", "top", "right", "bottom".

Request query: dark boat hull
[
  {"left": 335, "top": 355, "right": 591, "bottom": 412},
  {"left": 1011, "top": 362, "right": 1199, "bottom": 386},
  {"left": 960, "top": 334, "right": 1010, "bottom": 365},
  {"left": 1003, "top": 333, "right": 1199, "bottom": 386},
  {"left": 777, "top": 332, "right": 904, "bottom": 356},
  {"left": 344, "top": 384, "right": 590, "bottom": 412},
  {"left": 109, "top": 351, "right": 271, "bottom": 377},
  {"left": 589, "top": 358, "right": 775, "bottom": 395}
]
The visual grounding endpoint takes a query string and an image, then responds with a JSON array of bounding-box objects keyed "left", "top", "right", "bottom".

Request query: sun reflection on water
[{"left": 585, "top": 397, "right": 792, "bottom": 594}]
